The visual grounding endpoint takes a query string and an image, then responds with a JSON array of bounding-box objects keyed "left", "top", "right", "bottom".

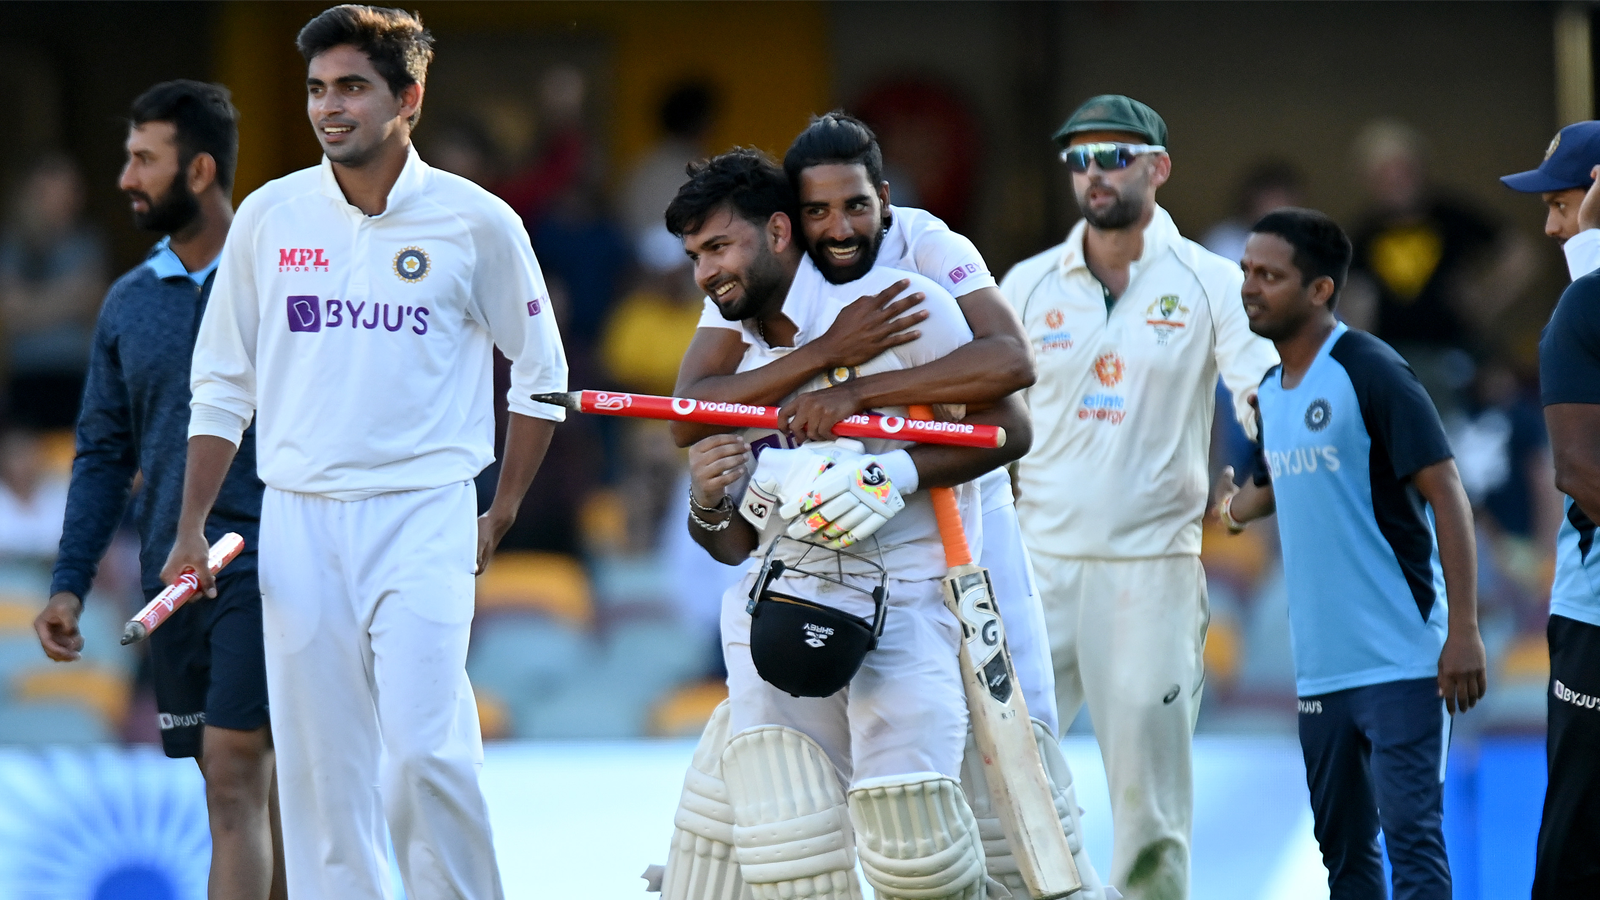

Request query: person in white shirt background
[
  {"left": 999, "top": 95, "right": 1279, "bottom": 900},
  {"left": 161, "top": 7, "right": 567, "bottom": 900}
]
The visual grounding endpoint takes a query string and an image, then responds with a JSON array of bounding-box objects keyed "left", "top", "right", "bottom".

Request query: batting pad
[
  {"left": 960, "top": 721, "right": 1109, "bottom": 900},
  {"left": 660, "top": 701, "right": 751, "bottom": 900},
  {"left": 847, "top": 773, "right": 986, "bottom": 900},
  {"left": 722, "top": 725, "right": 862, "bottom": 899}
]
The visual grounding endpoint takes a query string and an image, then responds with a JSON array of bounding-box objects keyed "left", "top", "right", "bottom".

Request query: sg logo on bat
[{"left": 949, "top": 570, "right": 1014, "bottom": 703}]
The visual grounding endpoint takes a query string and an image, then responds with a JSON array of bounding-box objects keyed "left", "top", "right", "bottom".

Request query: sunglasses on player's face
[{"left": 1059, "top": 142, "right": 1166, "bottom": 173}]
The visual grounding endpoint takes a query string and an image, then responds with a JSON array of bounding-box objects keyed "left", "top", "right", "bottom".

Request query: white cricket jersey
[
  {"left": 189, "top": 147, "right": 568, "bottom": 501},
  {"left": 696, "top": 204, "right": 1014, "bottom": 513},
  {"left": 1000, "top": 206, "right": 1278, "bottom": 559},
  {"left": 733, "top": 257, "right": 978, "bottom": 582}
]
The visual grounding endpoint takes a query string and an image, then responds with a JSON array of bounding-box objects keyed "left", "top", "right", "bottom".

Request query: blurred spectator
[
  {"left": 497, "top": 65, "right": 591, "bottom": 229},
  {"left": 855, "top": 79, "right": 980, "bottom": 231},
  {"left": 422, "top": 117, "right": 499, "bottom": 187},
  {"left": 0, "top": 155, "right": 108, "bottom": 429},
  {"left": 0, "top": 423, "right": 66, "bottom": 560},
  {"left": 1202, "top": 161, "right": 1306, "bottom": 262},
  {"left": 621, "top": 81, "right": 717, "bottom": 248},
  {"left": 1342, "top": 120, "right": 1534, "bottom": 362},
  {"left": 1447, "top": 358, "right": 1562, "bottom": 546},
  {"left": 599, "top": 228, "right": 701, "bottom": 396}
]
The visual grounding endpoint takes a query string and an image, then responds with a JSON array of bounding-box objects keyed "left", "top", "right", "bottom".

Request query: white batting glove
[
  {"left": 739, "top": 444, "right": 843, "bottom": 530},
  {"left": 780, "top": 453, "right": 908, "bottom": 549}
]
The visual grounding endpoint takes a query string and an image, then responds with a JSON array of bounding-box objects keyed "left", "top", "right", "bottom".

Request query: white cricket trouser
[
  {"left": 722, "top": 568, "right": 969, "bottom": 785},
  {"left": 259, "top": 482, "right": 503, "bottom": 900},
  {"left": 978, "top": 501, "right": 1058, "bottom": 735},
  {"left": 1034, "top": 554, "right": 1207, "bottom": 900}
]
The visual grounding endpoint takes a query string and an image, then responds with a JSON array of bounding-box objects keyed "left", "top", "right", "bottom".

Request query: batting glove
[{"left": 780, "top": 452, "right": 909, "bottom": 549}]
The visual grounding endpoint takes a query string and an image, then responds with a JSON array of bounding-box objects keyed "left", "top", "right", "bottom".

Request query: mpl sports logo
[
  {"left": 279, "top": 248, "right": 330, "bottom": 272},
  {"left": 287, "top": 295, "right": 431, "bottom": 335}
]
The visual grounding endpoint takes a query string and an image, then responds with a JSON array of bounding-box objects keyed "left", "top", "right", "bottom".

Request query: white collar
[{"left": 317, "top": 143, "right": 428, "bottom": 216}]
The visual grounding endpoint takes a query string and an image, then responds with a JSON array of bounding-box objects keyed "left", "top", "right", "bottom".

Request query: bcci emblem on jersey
[
  {"left": 1305, "top": 399, "right": 1332, "bottom": 432},
  {"left": 394, "top": 247, "right": 430, "bottom": 282}
]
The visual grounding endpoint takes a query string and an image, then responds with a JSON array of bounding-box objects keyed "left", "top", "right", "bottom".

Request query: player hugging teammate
[{"left": 646, "top": 119, "right": 1113, "bottom": 899}]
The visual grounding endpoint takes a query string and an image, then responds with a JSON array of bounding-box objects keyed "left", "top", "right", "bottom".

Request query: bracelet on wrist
[
  {"left": 1220, "top": 496, "right": 1246, "bottom": 534},
  {"left": 689, "top": 492, "right": 734, "bottom": 531}
]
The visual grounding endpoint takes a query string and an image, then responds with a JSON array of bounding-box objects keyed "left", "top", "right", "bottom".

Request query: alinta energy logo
[
  {"left": 1040, "top": 308, "right": 1073, "bottom": 353},
  {"left": 1093, "top": 352, "right": 1125, "bottom": 387}
]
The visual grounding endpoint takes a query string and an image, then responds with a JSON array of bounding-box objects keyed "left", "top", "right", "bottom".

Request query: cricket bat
[
  {"left": 910, "top": 405, "right": 1081, "bottom": 898},
  {"left": 121, "top": 533, "right": 246, "bottom": 645}
]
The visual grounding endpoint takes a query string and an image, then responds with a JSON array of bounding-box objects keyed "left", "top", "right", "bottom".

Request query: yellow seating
[
  {"left": 1500, "top": 633, "right": 1550, "bottom": 683},
  {"left": 12, "top": 665, "right": 131, "bottom": 727},
  {"left": 475, "top": 551, "right": 593, "bottom": 626},
  {"left": 649, "top": 679, "right": 728, "bottom": 737},
  {"left": 39, "top": 429, "right": 77, "bottom": 480},
  {"left": 0, "top": 600, "right": 37, "bottom": 635},
  {"left": 474, "top": 686, "right": 511, "bottom": 741},
  {"left": 1200, "top": 519, "right": 1273, "bottom": 588},
  {"left": 1202, "top": 616, "right": 1242, "bottom": 689}
]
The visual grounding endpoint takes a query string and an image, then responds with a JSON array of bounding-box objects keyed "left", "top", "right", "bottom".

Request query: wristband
[
  {"left": 876, "top": 449, "right": 920, "bottom": 495},
  {"left": 1220, "top": 495, "right": 1246, "bottom": 534}
]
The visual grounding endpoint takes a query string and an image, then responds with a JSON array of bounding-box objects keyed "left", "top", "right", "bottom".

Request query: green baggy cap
[{"left": 1053, "top": 95, "right": 1167, "bottom": 148}]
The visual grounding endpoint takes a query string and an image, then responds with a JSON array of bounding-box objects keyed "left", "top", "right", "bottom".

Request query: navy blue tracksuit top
[{"left": 51, "top": 241, "right": 263, "bottom": 601}]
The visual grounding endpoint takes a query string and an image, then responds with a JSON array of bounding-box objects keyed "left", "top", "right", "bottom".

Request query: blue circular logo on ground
[
  {"left": 1304, "top": 399, "right": 1332, "bottom": 432},
  {"left": 394, "top": 247, "right": 430, "bottom": 282}
]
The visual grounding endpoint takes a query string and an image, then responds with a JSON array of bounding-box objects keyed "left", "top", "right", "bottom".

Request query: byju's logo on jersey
[
  {"left": 1304, "top": 399, "right": 1332, "bottom": 432},
  {"left": 287, "top": 295, "right": 321, "bottom": 332},
  {"left": 394, "top": 247, "right": 430, "bottom": 282},
  {"left": 527, "top": 295, "right": 545, "bottom": 316},
  {"left": 279, "top": 248, "right": 330, "bottom": 272},
  {"left": 948, "top": 263, "right": 978, "bottom": 284},
  {"left": 286, "top": 295, "right": 431, "bottom": 335}
]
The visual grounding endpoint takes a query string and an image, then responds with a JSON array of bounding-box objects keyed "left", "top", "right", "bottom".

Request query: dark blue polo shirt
[{"left": 51, "top": 237, "right": 263, "bottom": 600}]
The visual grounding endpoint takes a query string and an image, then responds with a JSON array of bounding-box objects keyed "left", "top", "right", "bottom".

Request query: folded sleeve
[
  {"left": 189, "top": 196, "right": 262, "bottom": 445},
  {"left": 468, "top": 202, "right": 569, "bottom": 421}
]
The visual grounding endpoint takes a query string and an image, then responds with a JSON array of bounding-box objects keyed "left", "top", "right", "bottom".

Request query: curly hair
[{"left": 663, "top": 147, "right": 798, "bottom": 238}]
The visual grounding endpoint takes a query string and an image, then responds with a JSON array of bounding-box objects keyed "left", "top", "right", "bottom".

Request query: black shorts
[
  {"left": 1533, "top": 614, "right": 1600, "bottom": 898},
  {"left": 145, "top": 561, "right": 269, "bottom": 758}
]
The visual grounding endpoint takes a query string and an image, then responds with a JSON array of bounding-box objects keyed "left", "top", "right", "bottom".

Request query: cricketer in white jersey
[
  {"left": 168, "top": 16, "right": 566, "bottom": 898},
  {"left": 696, "top": 202, "right": 1057, "bottom": 729},
  {"left": 1002, "top": 92, "right": 1278, "bottom": 900}
]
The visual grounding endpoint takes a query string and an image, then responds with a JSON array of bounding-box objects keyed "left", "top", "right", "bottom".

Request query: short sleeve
[
  {"left": 1249, "top": 407, "right": 1272, "bottom": 487},
  {"left": 1331, "top": 333, "right": 1453, "bottom": 480},
  {"left": 901, "top": 210, "right": 996, "bottom": 299},
  {"left": 1541, "top": 273, "right": 1600, "bottom": 406}
]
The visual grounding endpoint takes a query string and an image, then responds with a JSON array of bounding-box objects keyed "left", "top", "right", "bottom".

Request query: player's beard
[
  {"left": 716, "top": 242, "right": 792, "bottom": 321},
  {"left": 128, "top": 175, "right": 200, "bottom": 235},
  {"left": 1075, "top": 173, "right": 1149, "bottom": 231},
  {"left": 809, "top": 226, "right": 883, "bottom": 285}
]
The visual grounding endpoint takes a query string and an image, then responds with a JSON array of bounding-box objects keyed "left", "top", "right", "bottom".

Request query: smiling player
[
  {"left": 1212, "top": 208, "right": 1485, "bottom": 900},
  {"left": 161, "top": 7, "right": 567, "bottom": 899}
]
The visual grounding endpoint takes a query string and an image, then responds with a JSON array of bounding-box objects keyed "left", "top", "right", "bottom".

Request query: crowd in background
[{"left": 0, "top": 68, "right": 1564, "bottom": 743}]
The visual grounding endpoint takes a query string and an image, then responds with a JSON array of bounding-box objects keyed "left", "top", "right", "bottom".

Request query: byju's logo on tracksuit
[{"left": 286, "top": 295, "right": 431, "bottom": 335}]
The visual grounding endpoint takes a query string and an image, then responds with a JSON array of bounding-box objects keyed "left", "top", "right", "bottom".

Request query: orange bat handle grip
[{"left": 909, "top": 405, "right": 973, "bottom": 567}]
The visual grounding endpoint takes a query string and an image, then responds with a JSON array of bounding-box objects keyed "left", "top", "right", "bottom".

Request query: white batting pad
[
  {"left": 1030, "top": 720, "right": 1110, "bottom": 900},
  {"left": 659, "top": 701, "right": 750, "bottom": 900},
  {"left": 722, "top": 725, "right": 862, "bottom": 900},
  {"left": 847, "top": 772, "right": 986, "bottom": 900}
]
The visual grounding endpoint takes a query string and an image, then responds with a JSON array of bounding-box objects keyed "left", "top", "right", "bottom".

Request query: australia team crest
[{"left": 1144, "top": 294, "right": 1190, "bottom": 345}]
